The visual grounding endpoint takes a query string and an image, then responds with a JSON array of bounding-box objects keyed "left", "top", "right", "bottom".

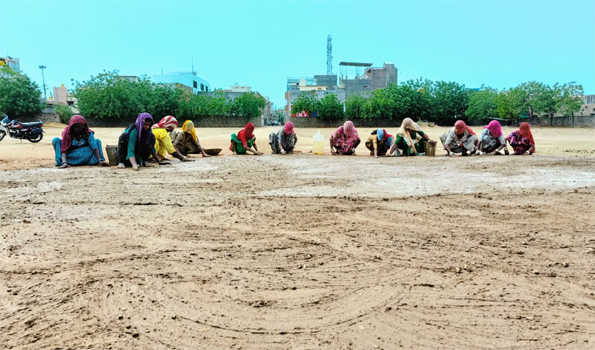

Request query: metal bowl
[{"left": 204, "top": 148, "right": 222, "bottom": 156}]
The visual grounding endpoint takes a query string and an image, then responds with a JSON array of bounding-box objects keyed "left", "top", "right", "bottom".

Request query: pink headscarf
[
  {"left": 343, "top": 121, "right": 357, "bottom": 137},
  {"left": 485, "top": 120, "right": 502, "bottom": 138},
  {"left": 283, "top": 121, "right": 294, "bottom": 135},
  {"left": 61, "top": 115, "right": 91, "bottom": 153},
  {"left": 454, "top": 120, "right": 475, "bottom": 136},
  {"left": 332, "top": 120, "right": 359, "bottom": 148},
  {"left": 344, "top": 120, "right": 359, "bottom": 145}
]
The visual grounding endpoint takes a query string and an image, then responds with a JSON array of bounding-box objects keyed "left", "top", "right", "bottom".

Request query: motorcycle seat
[{"left": 18, "top": 121, "right": 44, "bottom": 128}]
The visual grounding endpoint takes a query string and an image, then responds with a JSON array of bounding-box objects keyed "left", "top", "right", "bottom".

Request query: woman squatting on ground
[
  {"left": 478, "top": 120, "right": 508, "bottom": 155},
  {"left": 440, "top": 120, "right": 479, "bottom": 156},
  {"left": 116, "top": 112, "right": 159, "bottom": 170},
  {"left": 52, "top": 115, "right": 108, "bottom": 168},
  {"left": 390, "top": 118, "right": 436, "bottom": 156},
  {"left": 152, "top": 116, "right": 192, "bottom": 163},
  {"left": 506, "top": 122, "right": 536, "bottom": 155},
  {"left": 170, "top": 120, "right": 209, "bottom": 158},
  {"left": 330, "top": 120, "right": 360, "bottom": 155},
  {"left": 365, "top": 128, "right": 393, "bottom": 157},
  {"left": 269, "top": 121, "right": 298, "bottom": 154},
  {"left": 230, "top": 122, "right": 262, "bottom": 155}
]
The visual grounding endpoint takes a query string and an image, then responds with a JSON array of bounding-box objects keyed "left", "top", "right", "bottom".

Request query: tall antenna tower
[{"left": 326, "top": 35, "right": 333, "bottom": 74}]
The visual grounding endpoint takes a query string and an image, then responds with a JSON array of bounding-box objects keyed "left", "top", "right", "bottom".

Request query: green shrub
[{"left": 55, "top": 104, "right": 74, "bottom": 124}]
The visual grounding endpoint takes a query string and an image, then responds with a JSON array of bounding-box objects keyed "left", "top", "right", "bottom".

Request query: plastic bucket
[
  {"left": 106, "top": 145, "right": 118, "bottom": 166},
  {"left": 312, "top": 130, "right": 325, "bottom": 155}
]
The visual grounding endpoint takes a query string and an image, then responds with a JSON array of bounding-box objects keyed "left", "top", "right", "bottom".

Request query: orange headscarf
[
  {"left": 454, "top": 120, "right": 475, "bottom": 136},
  {"left": 519, "top": 122, "right": 535, "bottom": 150}
]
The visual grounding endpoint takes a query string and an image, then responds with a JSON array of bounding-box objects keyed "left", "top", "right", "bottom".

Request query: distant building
[
  {"left": 225, "top": 85, "right": 252, "bottom": 93},
  {"left": 52, "top": 84, "right": 77, "bottom": 106},
  {"left": 0, "top": 56, "right": 21, "bottom": 73},
  {"left": 152, "top": 71, "right": 211, "bottom": 94},
  {"left": 54, "top": 85, "right": 68, "bottom": 104},
  {"left": 285, "top": 62, "right": 397, "bottom": 116},
  {"left": 117, "top": 75, "right": 140, "bottom": 82},
  {"left": 339, "top": 62, "right": 397, "bottom": 98},
  {"left": 215, "top": 85, "right": 255, "bottom": 102},
  {"left": 578, "top": 94, "right": 595, "bottom": 116}
]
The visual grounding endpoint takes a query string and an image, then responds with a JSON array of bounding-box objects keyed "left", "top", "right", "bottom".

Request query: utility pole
[
  {"left": 38, "top": 65, "right": 47, "bottom": 100},
  {"left": 326, "top": 35, "right": 333, "bottom": 75}
]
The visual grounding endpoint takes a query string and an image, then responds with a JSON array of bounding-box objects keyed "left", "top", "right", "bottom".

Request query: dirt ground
[{"left": 1, "top": 125, "right": 594, "bottom": 349}]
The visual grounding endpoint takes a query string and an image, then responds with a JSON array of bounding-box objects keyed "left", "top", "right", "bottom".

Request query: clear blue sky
[{"left": 3, "top": 0, "right": 594, "bottom": 108}]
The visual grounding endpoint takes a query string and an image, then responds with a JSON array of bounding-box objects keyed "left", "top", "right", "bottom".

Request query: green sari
[
  {"left": 395, "top": 130, "right": 426, "bottom": 156},
  {"left": 230, "top": 133, "right": 256, "bottom": 154}
]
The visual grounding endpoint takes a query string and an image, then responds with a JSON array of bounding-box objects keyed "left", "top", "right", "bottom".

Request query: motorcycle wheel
[
  {"left": 0, "top": 130, "right": 5, "bottom": 142},
  {"left": 27, "top": 133, "right": 43, "bottom": 143}
]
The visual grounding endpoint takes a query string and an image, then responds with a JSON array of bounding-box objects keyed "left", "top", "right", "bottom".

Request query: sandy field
[{"left": 1, "top": 124, "right": 594, "bottom": 349}]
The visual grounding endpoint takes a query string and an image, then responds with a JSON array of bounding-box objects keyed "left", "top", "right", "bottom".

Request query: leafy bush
[
  {"left": 55, "top": 104, "right": 74, "bottom": 124},
  {"left": 0, "top": 67, "right": 42, "bottom": 119},
  {"left": 73, "top": 71, "right": 267, "bottom": 122}
]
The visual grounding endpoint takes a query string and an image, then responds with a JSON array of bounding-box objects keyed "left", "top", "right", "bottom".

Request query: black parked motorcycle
[{"left": 0, "top": 114, "right": 44, "bottom": 143}]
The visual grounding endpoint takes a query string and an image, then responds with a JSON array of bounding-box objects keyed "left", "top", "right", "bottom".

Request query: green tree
[
  {"left": 365, "top": 88, "right": 396, "bottom": 120},
  {"left": 465, "top": 87, "right": 499, "bottom": 122},
  {"left": 74, "top": 71, "right": 145, "bottom": 121},
  {"left": 0, "top": 68, "right": 42, "bottom": 119},
  {"left": 318, "top": 94, "right": 344, "bottom": 121},
  {"left": 515, "top": 81, "right": 558, "bottom": 118},
  {"left": 55, "top": 104, "right": 74, "bottom": 124},
  {"left": 291, "top": 93, "right": 319, "bottom": 116},
  {"left": 229, "top": 92, "right": 266, "bottom": 119},
  {"left": 345, "top": 95, "right": 367, "bottom": 119},
  {"left": 73, "top": 71, "right": 183, "bottom": 121},
  {"left": 146, "top": 84, "right": 178, "bottom": 119},
  {"left": 401, "top": 78, "right": 434, "bottom": 95},
  {"left": 392, "top": 83, "right": 433, "bottom": 121},
  {"left": 206, "top": 90, "right": 229, "bottom": 116},
  {"left": 556, "top": 82, "right": 583, "bottom": 116},
  {"left": 496, "top": 87, "right": 525, "bottom": 120},
  {"left": 173, "top": 88, "right": 194, "bottom": 120},
  {"left": 432, "top": 81, "right": 469, "bottom": 125},
  {"left": 530, "top": 82, "right": 558, "bottom": 117}
]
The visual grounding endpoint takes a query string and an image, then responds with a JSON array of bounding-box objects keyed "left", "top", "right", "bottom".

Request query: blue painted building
[{"left": 151, "top": 71, "right": 211, "bottom": 94}]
